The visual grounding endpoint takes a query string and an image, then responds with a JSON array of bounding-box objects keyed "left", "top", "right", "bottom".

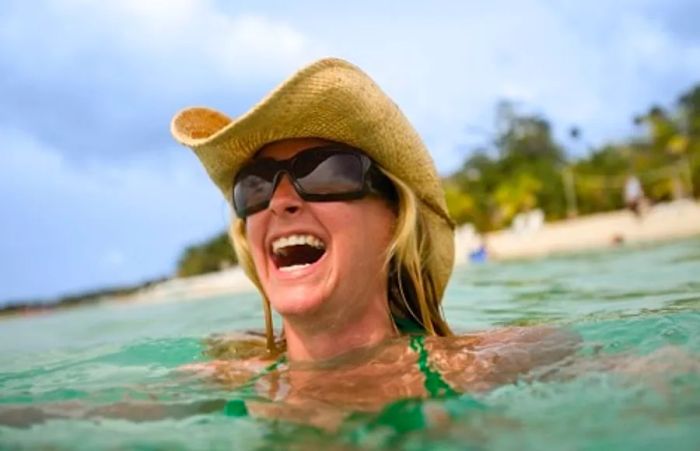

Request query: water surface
[{"left": 1, "top": 238, "right": 699, "bottom": 450}]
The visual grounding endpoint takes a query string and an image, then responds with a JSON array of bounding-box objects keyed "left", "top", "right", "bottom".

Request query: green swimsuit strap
[
  {"left": 409, "top": 335, "right": 459, "bottom": 398},
  {"left": 224, "top": 355, "right": 287, "bottom": 417}
]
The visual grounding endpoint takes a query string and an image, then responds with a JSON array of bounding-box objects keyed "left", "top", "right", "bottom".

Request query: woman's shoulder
[
  {"left": 180, "top": 331, "right": 282, "bottom": 386},
  {"left": 426, "top": 325, "right": 580, "bottom": 350},
  {"left": 470, "top": 325, "right": 581, "bottom": 348},
  {"left": 423, "top": 326, "right": 581, "bottom": 391}
]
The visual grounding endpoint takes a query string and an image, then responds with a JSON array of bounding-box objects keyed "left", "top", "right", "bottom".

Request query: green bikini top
[
  {"left": 224, "top": 334, "right": 458, "bottom": 417},
  {"left": 395, "top": 317, "right": 459, "bottom": 398},
  {"left": 408, "top": 334, "right": 459, "bottom": 398}
]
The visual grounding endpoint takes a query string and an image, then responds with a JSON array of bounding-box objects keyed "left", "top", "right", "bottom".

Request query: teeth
[
  {"left": 271, "top": 234, "right": 326, "bottom": 254},
  {"left": 279, "top": 263, "right": 311, "bottom": 272}
]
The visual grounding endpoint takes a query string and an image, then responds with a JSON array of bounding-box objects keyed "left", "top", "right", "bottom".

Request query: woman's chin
[
  {"left": 271, "top": 299, "right": 321, "bottom": 319},
  {"left": 263, "top": 257, "right": 335, "bottom": 317},
  {"left": 269, "top": 291, "right": 327, "bottom": 317}
]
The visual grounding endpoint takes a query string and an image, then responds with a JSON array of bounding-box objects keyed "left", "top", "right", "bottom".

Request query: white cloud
[
  {"left": 0, "top": 126, "right": 228, "bottom": 301},
  {"left": 31, "top": 0, "right": 320, "bottom": 85},
  {"left": 0, "top": 0, "right": 326, "bottom": 163}
]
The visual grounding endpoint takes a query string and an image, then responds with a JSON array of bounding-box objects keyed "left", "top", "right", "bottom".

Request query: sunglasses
[{"left": 232, "top": 145, "right": 395, "bottom": 218}]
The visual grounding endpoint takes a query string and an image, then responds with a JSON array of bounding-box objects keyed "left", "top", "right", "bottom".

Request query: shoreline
[
  {"left": 122, "top": 266, "right": 257, "bottom": 304},
  {"left": 478, "top": 199, "right": 700, "bottom": 261}
]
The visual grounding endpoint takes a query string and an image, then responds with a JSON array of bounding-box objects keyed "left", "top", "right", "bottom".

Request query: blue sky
[{"left": 1, "top": 0, "right": 699, "bottom": 304}]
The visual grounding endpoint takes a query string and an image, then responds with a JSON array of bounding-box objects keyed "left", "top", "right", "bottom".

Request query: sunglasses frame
[{"left": 232, "top": 145, "right": 394, "bottom": 218}]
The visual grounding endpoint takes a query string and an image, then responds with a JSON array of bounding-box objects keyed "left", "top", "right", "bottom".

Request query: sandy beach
[
  {"left": 125, "top": 265, "right": 256, "bottom": 303},
  {"left": 128, "top": 199, "right": 700, "bottom": 303},
  {"left": 473, "top": 199, "right": 700, "bottom": 261}
]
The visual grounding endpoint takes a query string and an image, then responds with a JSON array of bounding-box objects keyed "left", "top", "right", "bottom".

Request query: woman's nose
[{"left": 268, "top": 174, "right": 302, "bottom": 216}]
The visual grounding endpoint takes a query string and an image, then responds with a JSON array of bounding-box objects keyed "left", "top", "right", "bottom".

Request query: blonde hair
[{"left": 228, "top": 167, "right": 452, "bottom": 356}]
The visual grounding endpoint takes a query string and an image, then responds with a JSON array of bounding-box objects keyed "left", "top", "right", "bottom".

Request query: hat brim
[{"left": 171, "top": 58, "right": 455, "bottom": 298}]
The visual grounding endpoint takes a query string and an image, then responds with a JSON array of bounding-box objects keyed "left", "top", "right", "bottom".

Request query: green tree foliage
[
  {"left": 444, "top": 182, "right": 476, "bottom": 225},
  {"left": 446, "top": 83, "right": 700, "bottom": 231},
  {"left": 629, "top": 90, "right": 699, "bottom": 200},
  {"left": 177, "top": 232, "right": 237, "bottom": 277},
  {"left": 571, "top": 145, "right": 630, "bottom": 214},
  {"left": 446, "top": 102, "right": 567, "bottom": 230},
  {"left": 678, "top": 85, "right": 700, "bottom": 197}
]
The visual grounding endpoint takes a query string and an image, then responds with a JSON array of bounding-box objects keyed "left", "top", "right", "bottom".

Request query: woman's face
[{"left": 245, "top": 138, "right": 396, "bottom": 327}]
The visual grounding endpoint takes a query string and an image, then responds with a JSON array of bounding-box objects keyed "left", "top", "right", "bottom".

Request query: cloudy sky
[{"left": 1, "top": 0, "right": 699, "bottom": 304}]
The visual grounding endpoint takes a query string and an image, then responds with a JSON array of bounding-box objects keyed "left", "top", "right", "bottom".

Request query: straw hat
[{"left": 171, "top": 57, "right": 455, "bottom": 299}]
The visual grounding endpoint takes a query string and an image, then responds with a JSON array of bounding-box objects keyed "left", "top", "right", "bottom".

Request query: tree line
[{"left": 446, "top": 83, "right": 699, "bottom": 230}]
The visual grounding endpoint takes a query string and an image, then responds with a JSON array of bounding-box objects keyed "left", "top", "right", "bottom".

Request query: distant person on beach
[
  {"left": 170, "top": 58, "right": 578, "bottom": 428},
  {"left": 624, "top": 174, "right": 646, "bottom": 216}
]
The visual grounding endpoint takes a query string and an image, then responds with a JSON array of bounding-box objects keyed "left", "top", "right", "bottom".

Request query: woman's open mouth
[{"left": 270, "top": 234, "right": 327, "bottom": 272}]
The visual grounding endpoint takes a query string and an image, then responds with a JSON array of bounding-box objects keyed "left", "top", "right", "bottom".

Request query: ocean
[{"left": 1, "top": 238, "right": 699, "bottom": 450}]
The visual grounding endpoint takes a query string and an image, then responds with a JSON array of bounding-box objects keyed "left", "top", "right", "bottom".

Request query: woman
[{"left": 171, "top": 58, "right": 576, "bottom": 425}]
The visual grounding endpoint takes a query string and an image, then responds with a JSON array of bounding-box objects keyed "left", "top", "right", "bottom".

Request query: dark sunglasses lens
[
  {"left": 295, "top": 152, "right": 365, "bottom": 194},
  {"left": 234, "top": 166, "right": 276, "bottom": 216}
]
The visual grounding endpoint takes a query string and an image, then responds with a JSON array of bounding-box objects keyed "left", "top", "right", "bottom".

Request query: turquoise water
[{"left": 1, "top": 238, "right": 699, "bottom": 450}]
